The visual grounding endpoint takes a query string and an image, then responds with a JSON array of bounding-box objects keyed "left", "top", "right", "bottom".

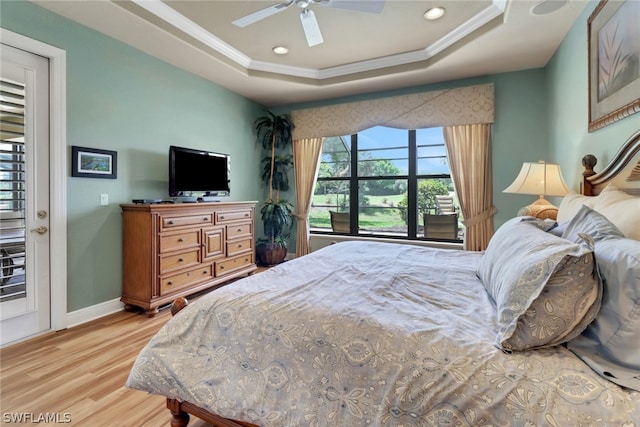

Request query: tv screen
[{"left": 169, "top": 146, "right": 230, "bottom": 197}]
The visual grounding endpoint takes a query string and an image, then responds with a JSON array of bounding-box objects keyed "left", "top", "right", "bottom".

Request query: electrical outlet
[{"left": 100, "top": 193, "right": 109, "bottom": 206}]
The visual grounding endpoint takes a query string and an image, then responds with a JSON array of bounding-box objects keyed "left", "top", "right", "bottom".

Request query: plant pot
[{"left": 256, "top": 242, "right": 287, "bottom": 266}]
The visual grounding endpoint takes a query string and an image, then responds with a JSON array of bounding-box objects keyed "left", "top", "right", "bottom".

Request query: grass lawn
[{"left": 310, "top": 193, "right": 406, "bottom": 229}]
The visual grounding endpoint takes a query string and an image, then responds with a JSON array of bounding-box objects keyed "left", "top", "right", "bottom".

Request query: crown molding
[{"left": 132, "top": 0, "right": 507, "bottom": 81}]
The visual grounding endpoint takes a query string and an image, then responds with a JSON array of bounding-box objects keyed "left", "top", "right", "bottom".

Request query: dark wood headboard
[{"left": 582, "top": 129, "right": 640, "bottom": 196}]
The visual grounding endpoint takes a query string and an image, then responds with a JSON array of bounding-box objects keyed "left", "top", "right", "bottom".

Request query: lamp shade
[{"left": 503, "top": 161, "right": 570, "bottom": 196}]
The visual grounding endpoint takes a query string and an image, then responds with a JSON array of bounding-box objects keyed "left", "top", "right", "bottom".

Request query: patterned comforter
[{"left": 126, "top": 241, "right": 639, "bottom": 426}]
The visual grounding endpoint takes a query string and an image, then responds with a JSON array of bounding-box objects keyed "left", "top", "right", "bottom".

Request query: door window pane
[{"left": 0, "top": 77, "right": 27, "bottom": 300}]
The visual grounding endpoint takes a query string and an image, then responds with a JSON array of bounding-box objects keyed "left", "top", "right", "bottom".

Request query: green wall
[
  {"left": 546, "top": 1, "right": 639, "bottom": 184},
  {"left": 1, "top": 0, "right": 264, "bottom": 312}
]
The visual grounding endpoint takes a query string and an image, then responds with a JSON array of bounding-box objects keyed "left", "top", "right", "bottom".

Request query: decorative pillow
[
  {"left": 561, "top": 204, "right": 624, "bottom": 242},
  {"left": 477, "top": 217, "right": 602, "bottom": 352},
  {"left": 556, "top": 191, "right": 595, "bottom": 223},
  {"left": 562, "top": 207, "right": 640, "bottom": 391}
]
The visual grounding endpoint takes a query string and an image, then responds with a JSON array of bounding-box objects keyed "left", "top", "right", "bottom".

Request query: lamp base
[{"left": 517, "top": 196, "right": 558, "bottom": 220}]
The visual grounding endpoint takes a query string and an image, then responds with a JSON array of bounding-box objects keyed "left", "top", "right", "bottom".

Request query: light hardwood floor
[
  {"left": 0, "top": 266, "right": 268, "bottom": 427},
  {"left": 0, "top": 303, "right": 215, "bottom": 426}
]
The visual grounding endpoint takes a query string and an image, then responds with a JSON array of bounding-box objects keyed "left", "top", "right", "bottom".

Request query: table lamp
[{"left": 503, "top": 161, "right": 570, "bottom": 220}]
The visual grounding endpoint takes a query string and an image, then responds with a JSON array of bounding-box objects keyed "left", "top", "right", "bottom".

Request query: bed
[{"left": 126, "top": 130, "right": 640, "bottom": 426}]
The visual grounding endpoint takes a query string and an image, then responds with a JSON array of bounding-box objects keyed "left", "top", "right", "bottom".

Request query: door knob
[{"left": 31, "top": 226, "right": 48, "bottom": 235}]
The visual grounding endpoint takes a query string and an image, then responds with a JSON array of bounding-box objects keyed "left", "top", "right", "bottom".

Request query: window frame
[{"left": 313, "top": 128, "right": 460, "bottom": 242}]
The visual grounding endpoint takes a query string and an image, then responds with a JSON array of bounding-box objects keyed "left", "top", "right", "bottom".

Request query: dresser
[{"left": 120, "top": 201, "right": 257, "bottom": 316}]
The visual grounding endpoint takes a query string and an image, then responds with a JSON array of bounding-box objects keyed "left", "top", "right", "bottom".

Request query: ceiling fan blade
[
  {"left": 232, "top": 2, "right": 292, "bottom": 28},
  {"left": 321, "top": 0, "right": 385, "bottom": 14},
  {"left": 300, "top": 9, "right": 323, "bottom": 47}
]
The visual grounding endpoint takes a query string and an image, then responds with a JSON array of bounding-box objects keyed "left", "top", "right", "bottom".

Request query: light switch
[{"left": 100, "top": 193, "right": 109, "bottom": 206}]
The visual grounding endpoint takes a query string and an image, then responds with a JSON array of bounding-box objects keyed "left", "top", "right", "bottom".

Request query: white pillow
[
  {"left": 591, "top": 189, "right": 640, "bottom": 240},
  {"left": 556, "top": 191, "right": 595, "bottom": 223},
  {"left": 557, "top": 187, "right": 639, "bottom": 240}
]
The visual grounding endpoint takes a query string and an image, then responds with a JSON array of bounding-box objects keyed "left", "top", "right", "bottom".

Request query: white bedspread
[{"left": 126, "top": 241, "right": 639, "bottom": 426}]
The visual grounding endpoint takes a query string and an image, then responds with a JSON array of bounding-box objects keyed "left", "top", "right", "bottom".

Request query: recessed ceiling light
[
  {"left": 530, "top": 0, "right": 567, "bottom": 16},
  {"left": 424, "top": 7, "right": 445, "bottom": 20},
  {"left": 273, "top": 46, "right": 289, "bottom": 55}
]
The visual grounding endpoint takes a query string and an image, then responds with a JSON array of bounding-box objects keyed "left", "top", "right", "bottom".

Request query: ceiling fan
[{"left": 232, "top": 0, "right": 386, "bottom": 47}]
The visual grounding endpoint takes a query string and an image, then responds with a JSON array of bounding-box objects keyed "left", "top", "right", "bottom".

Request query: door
[{"left": 0, "top": 44, "right": 51, "bottom": 346}]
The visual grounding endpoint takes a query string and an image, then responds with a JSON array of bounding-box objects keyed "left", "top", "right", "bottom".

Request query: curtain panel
[
  {"left": 291, "top": 83, "right": 494, "bottom": 139},
  {"left": 292, "top": 137, "right": 324, "bottom": 256},
  {"left": 443, "top": 124, "right": 496, "bottom": 251}
]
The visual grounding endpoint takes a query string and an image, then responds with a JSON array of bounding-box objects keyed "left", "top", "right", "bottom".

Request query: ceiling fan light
[
  {"left": 300, "top": 9, "right": 324, "bottom": 47},
  {"left": 424, "top": 7, "right": 445, "bottom": 20}
]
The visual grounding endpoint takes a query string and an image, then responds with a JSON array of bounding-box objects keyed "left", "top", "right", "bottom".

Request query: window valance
[{"left": 291, "top": 83, "right": 494, "bottom": 139}]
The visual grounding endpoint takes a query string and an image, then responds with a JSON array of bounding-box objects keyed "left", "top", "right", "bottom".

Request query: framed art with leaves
[{"left": 587, "top": 0, "right": 640, "bottom": 132}]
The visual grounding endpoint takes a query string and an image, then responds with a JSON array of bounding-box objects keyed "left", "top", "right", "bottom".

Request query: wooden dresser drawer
[
  {"left": 159, "top": 249, "right": 200, "bottom": 274},
  {"left": 120, "top": 201, "right": 257, "bottom": 316},
  {"left": 215, "top": 209, "right": 252, "bottom": 224},
  {"left": 216, "top": 253, "right": 253, "bottom": 276},
  {"left": 226, "top": 223, "right": 252, "bottom": 239},
  {"left": 161, "top": 213, "right": 213, "bottom": 229},
  {"left": 227, "top": 237, "right": 252, "bottom": 257},
  {"left": 160, "top": 265, "right": 213, "bottom": 295},
  {"left": 159, "top": 229, "right": 200, "bottom": 253}
]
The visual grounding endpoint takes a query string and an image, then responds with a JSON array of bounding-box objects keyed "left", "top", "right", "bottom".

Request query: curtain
[
  {"left": 293, "top": 137, "right": 324, "bottom": 257},
  {"left": 443, "top": 124, "right": 496, "bottom": 251},
  {"left": 291, "top": 83, "right": 494, "bottom": 139}
]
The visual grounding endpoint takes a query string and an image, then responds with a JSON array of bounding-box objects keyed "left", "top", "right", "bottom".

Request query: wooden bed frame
[
  {"left": 582, "top": 129, "right": 640, "bottom": 196},
  {"left": 164, "top": 129, "right": 640, "bottom": 427}
]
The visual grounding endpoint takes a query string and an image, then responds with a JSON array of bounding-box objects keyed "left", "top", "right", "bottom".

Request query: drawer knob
[
  {"left": 202, "top": 270, "right": 208, "bottom": 275},
  {"left": 238, "top": 244, "right": 243, "bottom": 248},
  {"left": 220, "top": 216, "right": 225, "bottom": 220},
  {"left": 220, "top": 265, "right": 225, "bottom": 270},
  {"left": 203, "top": 217, "right": 208, "bottom": 221},
  {"left": 237, "top": 228, "right": 242, "bottom": 232},
  {"left": 168, "top": 220, "right": 174, "bottom": 225},
  {"left": 178, "top": 238, "right": 184, "bottom": 242},
  {"left": 167, "top": 281, "right": 173, "bottom": 285},
  {"left": 178, "top": 258, "right": 184, "bottom": 262}
]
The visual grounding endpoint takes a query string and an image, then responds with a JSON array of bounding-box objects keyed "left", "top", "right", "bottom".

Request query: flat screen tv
[{"left": 169, "top": 145, "right": 230, "bottom": 198}]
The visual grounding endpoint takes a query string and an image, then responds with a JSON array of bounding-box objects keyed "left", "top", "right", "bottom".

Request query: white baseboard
[{"left": 66, "top": 298, "right": 124, "bottom": 328}]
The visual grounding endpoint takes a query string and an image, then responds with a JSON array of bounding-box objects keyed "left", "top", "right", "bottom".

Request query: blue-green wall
[
  {"left": 547, "top": 1, "right": 639, "bottom": 184},
  {"left": 1, "top": 0, "right": 264, "bottom": 312}
]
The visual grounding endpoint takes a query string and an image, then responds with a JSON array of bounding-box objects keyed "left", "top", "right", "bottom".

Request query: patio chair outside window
[
  {"left": 330, "top": 211, "right": 350, "bottom": 233},
  {"left": 435, "top": 195, "right": 456, "bottom": 214},
  {"left": 424, "top": 213, "right": 458, "bottom": 240}
]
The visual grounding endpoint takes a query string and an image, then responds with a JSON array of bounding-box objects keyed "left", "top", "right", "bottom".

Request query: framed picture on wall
[
  {"left": 71, "top": 146, "right": 118, "bottom": 179},
  {"left": 587, "top": 0, "right": 640, "bottom": 132}
]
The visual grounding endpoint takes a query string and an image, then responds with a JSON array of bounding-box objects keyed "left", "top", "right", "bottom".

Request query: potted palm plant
[{"left": 254, "top": 111, "right": 295, "bottom": 266}]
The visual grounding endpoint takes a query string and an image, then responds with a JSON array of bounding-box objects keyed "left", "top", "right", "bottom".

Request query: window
[
  {"left": 310, "top": 126, "right": 462, "bottom": 241},
  {"left": 0, "top": 77, "right": 27, "bottom": 299}
]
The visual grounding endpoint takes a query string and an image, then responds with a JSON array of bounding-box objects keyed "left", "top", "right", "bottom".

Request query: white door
[{"left": 0, "top": 44, "right": 51, "bottom": 346}]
